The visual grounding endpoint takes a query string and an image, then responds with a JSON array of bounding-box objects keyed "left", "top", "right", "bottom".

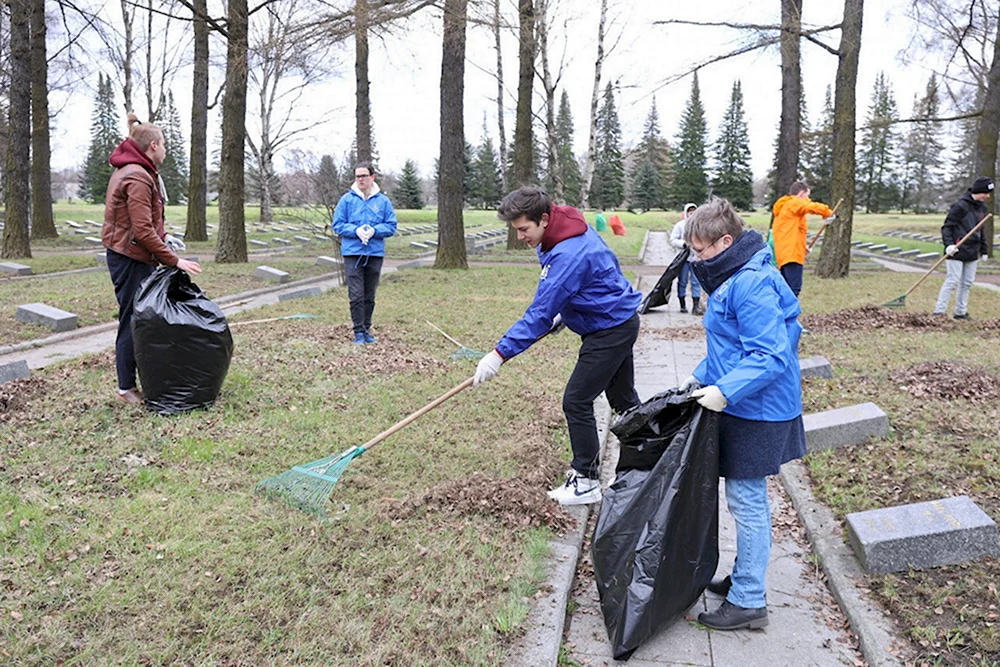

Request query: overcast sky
[{"left": 50, "top": 0, "right": 947, "bottom": 182}]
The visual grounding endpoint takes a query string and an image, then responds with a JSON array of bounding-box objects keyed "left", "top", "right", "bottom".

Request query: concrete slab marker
[
  {"left": 915, "top": 252, "right": 940, "bottom": 260},
  {"left": 847, "top": 496, "right": 1000, "bottom": 574},
  {"left": 0, "top": 359, "right": 31, "bottom": 384},
  {"left": 272, "top": 238, "right": 292, "bottom": 245},
  {"left": 0, "top": 262, "right": 32, "bottom": 276},
  {"left": 799, "top": 355, "right": 834, "bottom": 379},
  {"left": 253, "top": 266, "right": 291, "bottom": 283},
  {"left": 803, "top": 402, "right": 889, "bottom": 453},
  {"left": 84, "top": 237, "right": 103, "bottom": 245},
  {"left": 316, "top": 256, "right": 342, "bottom": 268},
  {"left": 15, "top": 303, "right": 79, "bottom": 332},
  {"left": 249, "top": 239, "right": 269, "bottom": 247},
  {"left": 882, "top": 247, "right": 902, "bottom": 255},
  {"left": 898, "top": 249, "right": 920, "bottom": 257},
  {"left": 278, "top": 286, "right": 324, "bottom": 301},
  {"left": 293, "top": 235, "right": 311, "bottom": 243}
]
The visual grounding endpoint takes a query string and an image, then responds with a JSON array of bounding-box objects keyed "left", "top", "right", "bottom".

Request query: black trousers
[
  {"left": 106, "top": 248, "right": 155, "bottom": 391},
  {"left": 343, "top": 255, "right": 384, "bottom": 334},
  {"left": 564, "top": 312, "right": 641, "bottom": 478}
]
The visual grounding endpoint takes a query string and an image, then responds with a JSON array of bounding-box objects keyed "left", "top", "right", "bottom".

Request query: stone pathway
[{"left": 562, "top": 231, "right": 860, "bottom": 666}]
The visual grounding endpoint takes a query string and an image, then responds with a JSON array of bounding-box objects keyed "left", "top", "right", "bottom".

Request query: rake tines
[{"left": 255, "top": 446, "right": 366, "bottom": 516}]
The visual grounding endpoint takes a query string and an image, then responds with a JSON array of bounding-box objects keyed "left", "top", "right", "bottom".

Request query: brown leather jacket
[{"left": 101, "top": 139, "right": 178, "bottom": 266}]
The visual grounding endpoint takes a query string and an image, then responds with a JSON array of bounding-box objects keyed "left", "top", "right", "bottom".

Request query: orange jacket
[{"left": 771, "top": 195, "right": 832, "bottom": 267}]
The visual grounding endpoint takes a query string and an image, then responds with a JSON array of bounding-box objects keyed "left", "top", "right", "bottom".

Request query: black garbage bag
[
  {"left": 132, "top": 266, "right": 234, "bottom": 415},
  {"left": 592, "top": 388, "right": 719, "bottom": 661},
  {"left": 638, "top": 247, "right": 689, "bottom": 314}
]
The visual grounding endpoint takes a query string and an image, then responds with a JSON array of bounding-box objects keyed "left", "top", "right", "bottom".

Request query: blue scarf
[{"left": 691, "top": 230, "right": 766, "bottom": 295}]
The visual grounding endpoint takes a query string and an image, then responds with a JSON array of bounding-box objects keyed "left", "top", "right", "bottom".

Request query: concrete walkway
[{"left": 563, "top": 232, "right": 860, "bottom": 666}]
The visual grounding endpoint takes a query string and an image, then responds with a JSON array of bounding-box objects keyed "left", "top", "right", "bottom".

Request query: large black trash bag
[
  {"left": 132, "top": 266, "right": 234, "bottom": 415},
  {"left": 592, "top": 388, "right": 719, "bottom": 661},
  {"left": 638, "top": 247, "right": 689, "bottom": 314}
]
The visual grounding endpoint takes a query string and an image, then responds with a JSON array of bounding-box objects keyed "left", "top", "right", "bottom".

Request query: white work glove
[
  {"left": 824, "top": 214, "right": 836, "bottom": 223},
  {"left": 946, "top": 244, "right": 958, "bottom": 257},
  {"left": 164, "top": 234, "right": 186, "bottom": 252},
  {"left": 691, "top": 385, "right": 727, "bottom": 412},
  {"left": 678, "top": 375, "right": 698, "bottom": 392},
  {"left": 357, "top": 225, "right": 375, "bottom": 245},
  {"left": 473, "top": 350, "right": 504, "bottom": 387},
  {"left": 547, "top": 314, "right": 566, "bottom": 336},
  {"left": 981, "top": 255, "right": 988, "bottom": 262}
]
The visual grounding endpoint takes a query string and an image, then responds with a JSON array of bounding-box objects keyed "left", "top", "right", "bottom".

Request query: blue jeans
[
  {"left": 677, "top": 262, "right": 702, "bottom": 298},
  {"left": 725, "top": 477, "right": 771, "bottom": 608}
]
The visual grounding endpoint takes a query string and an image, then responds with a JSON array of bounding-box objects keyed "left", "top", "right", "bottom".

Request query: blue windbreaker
[
  {"left": 693, "top": 243, "right": 802, "bottom": 421},
  {"left": 332, "top": 183, "right": 397, "bottom": 257},
  {"left": 496, "top": 207, "right": 640, "bottom": 359}
]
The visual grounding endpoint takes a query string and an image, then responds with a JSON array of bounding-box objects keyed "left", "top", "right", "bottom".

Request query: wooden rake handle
[
  {"left": 426, "top": 320, "right": 466, "bottom": 349},
  {"left": 807, "top": 198, "right": 844, "bottom": 252},
  {"left": 900, "top": 213, "right": 992, "bottom": 299},
  {"left": 361, "top": 377, "right": 474, "bottom": 452}
]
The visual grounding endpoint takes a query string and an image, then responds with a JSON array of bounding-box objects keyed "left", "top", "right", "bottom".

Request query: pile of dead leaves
[
  {"left": 382, "top": 469, "right": 575, "bottom": 533},
  {"left": 0, "top": 377, "right": 46, "bottom": 422},
  {"left": 801, "top": 306, "right": 956, "bottom": 333},
  {"left": 313, "top": 324, "right": 450, "bottom": 376},
  {"left": 889, "top": 361, "right": 1000, "bottom": 403}
]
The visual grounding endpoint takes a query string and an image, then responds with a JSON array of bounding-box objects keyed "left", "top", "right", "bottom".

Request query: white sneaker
[{"left": 547, "top": 470, "right": 602, "bottom": 505}]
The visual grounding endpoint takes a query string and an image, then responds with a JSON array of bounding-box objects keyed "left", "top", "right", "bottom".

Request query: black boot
[
  {"left": 692, "top": 297, "right": 704, "bottom": 316},
  {"left": 706, "top": 575, "right": 731, "bottom": 596},
  {"left": 698, "top": 600, "right": 769, "bottom": 630},
  {"left": 679, "top": 296, "right": 688, "bottom": 313}
]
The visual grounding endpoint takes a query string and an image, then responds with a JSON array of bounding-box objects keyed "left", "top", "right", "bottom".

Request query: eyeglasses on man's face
[
  {"left": 355, "top": 173, "right": 373, "bottom": 180},
  {"left": 691, "top": 236, "right": 725, "bottom": 259}
]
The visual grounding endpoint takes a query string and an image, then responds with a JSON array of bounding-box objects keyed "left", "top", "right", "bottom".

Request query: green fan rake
[
  {"left": 426, "top": 320, "right": 485, "bottom": 360},
  {"left": 256, "top": 377, "right": 474, "bottom": 516}
]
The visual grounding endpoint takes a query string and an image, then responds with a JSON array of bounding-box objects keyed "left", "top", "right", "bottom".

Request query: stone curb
[
  {"left": 779, "top": 460, "right": 904, "bottom": 667},
  {"left": 0, "top": 271, "right": 341, "bottom": 357},
  {"left": 507, "top": 395, "right": 613, "bottom": 667},
  {"left": 637, "top": 229, "right": 650, "bottom": 264}
]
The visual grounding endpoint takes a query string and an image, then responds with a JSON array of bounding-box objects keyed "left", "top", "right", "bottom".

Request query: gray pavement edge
[
  {"left": 779, "top": 460, "right": 905, "bottom": 667},
  {"left": 507, "top": 394, "right": 613, "bottom": 667}
]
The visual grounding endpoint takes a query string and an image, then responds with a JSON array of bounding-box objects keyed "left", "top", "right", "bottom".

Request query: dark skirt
[{"left": 718, "top": 413, "right": 806, "bottom": 479}]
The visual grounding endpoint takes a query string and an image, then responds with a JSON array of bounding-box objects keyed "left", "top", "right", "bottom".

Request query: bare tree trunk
[
  {"left": 816, "top": 0, "right": 863, "bottom": 279},
  {"left": 974, "top": 6, "right": 1000, "bottom": 256},
  {"left": 507, "top": 0, "right": 534, "bottom": 249},
  {"left": 775, "top": 0, "right": 802, "bottom": 196},
  {"left": 493, "top": 0, "right": 507, "bottom": 191},
  {"left": 355, "top": 0, "right": 372, "bottom": 163},
  {"left": 259, "top": 147, "right": 274, "bottom": 223},
  {"left": 3, "top": 0, "right": 32, "bottom": 259},
  {"left": 185, "top": 0, "right": 209, "bottom": 242},
  {"left": 120, "top": 0, "right": 134, "bottom": 112},
  {"left": 146, "top": 0, "right": 155, "bottom": 120},
  {"left": 537, "top": 0, "right": 562, "bottom": 203},
  {"left": 215, "top": 0, "right": 249, "bottom": 263},
  {"left": 30, "top": 0, "right": 56, "bottom": 240},
  {"left": 579, "top": 0, "right": 606, "bottom": 209},
  {"left": 434, "top": 0, "right": 468, "bottom": 269}
]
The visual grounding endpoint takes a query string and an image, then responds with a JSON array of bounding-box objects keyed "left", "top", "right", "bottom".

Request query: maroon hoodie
[
  {"left": 540, "top": 204, "right": 588, "bottom": 252},
  {"left": 101, "top": 138, "right": 176, "bottom": 266}
]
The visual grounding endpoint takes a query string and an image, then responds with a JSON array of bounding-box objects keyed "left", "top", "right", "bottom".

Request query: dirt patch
[
  {"left": 641, "top": 325, "right": 706, "bottom": 341},
  {"left": 0, "top": 377, "right": 46, "bottom": 421},
  {"left": 889, "top": 361, "right": 1000, "bottom": 403},
  {"left": 802, "top": 305, "right": 956, "bottom": 333}
]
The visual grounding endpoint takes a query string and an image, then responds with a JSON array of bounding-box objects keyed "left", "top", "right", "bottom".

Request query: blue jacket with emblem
[
  {"left": 332, "top": 182, "right": 397, "bottom": 257},
  {"left": 496, "top": 205, "right": 641, "bottom": 359},
  {"left": 691, "top": 231, "right": 802, "bottom": 422}
]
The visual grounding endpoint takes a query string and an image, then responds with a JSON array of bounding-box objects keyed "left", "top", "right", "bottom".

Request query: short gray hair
[{"left": 684, "top": 198, "right": 744, "bottom": 245}]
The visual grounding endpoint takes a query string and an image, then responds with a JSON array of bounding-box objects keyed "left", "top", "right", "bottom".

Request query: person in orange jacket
[{"left": 770, "top": 181, "right": 833, "bottom": 296}]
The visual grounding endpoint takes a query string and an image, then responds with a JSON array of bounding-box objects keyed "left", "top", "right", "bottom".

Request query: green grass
[
  {"left": 1, "top": 265, "right": 582, "bottom": 665},
  {"left": 796, "top": 272, "right": 1000, "bottom": 665}
]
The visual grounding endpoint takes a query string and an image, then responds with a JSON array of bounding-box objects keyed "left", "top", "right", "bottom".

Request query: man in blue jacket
[
  {"left": 332, "top": 161, "right": 398, "bottom": 344},
  {"left": 474, "top": 186, "right": 642, "bottom": 505},
  {"left": 677, "top": 197, "right": 805, "bottom": 631}
]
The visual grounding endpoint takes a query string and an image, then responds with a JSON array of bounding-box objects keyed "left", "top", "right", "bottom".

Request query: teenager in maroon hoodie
[{"left": 101, "top": 114, "right": 202, "bottom": 404}]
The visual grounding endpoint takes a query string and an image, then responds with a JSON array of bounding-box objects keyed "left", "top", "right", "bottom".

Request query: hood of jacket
[
  {"left": 771, "top": 195, "right": 796, "bottom": 217},
  {"left": 692, "top": 229, "right": 767, "bottom": 295},
  {"left": 540, "top": 204, "right": 588, "bottom": 252},
  {"left": 350, "top": 181, "right": 382, "bottom": 200},
  {"left": 109, "top": 137, "right": 159, "bottom": 174}
]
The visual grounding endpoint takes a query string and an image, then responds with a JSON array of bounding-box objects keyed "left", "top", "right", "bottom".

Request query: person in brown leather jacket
[{"left": 102, "top": 114, "right": 202, "bottom": 404}]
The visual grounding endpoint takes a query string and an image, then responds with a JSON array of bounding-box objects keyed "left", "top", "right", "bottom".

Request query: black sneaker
[
  {"left": 954, "top": 313, "right": 973, "bottom": 320},
  {"left": 698, "top": 600, "right": 769, "bottom": 630},
  {"left": 706, "top": 575, "right": 731, "bottom": 596}
]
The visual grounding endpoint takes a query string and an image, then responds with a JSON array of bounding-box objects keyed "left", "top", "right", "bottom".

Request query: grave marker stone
[
  {"left": 802, "top": 402, "right": 889, "bottom": 453},
  {"left": 847, "top": 496, "right": 1000, "bottom": 574},
  {"left": 249, "top": 240, "right": 269, "bottom": 247},
  {"left": 799, "top": 356, "right": 834, "bottom": 379},
  {"left": 916, "top": 252, "right": 940, "bottom": 260},
  {"left": 254, "top": 266, "right": 290, "bottom": 283},
  {"left": 278, "top": 286, "right": 324, "bottom": 302},
  {"left": 0, "top": 360, "right": 31, "bottom": 384},
  {"left": 316, "top": 256, "right": 342, "bottom": 268},
  {"left": 0, "top": 262, "right": 32, "bottom": 276},
  {"left": 15, "top": 303, "right": 78, "bottom": 332},
  {"left": 898, "top": 249, "right": 920, "bottom": 257}
]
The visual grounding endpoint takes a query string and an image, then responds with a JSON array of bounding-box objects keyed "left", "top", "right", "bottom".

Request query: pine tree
[
  {"left": 711, "top": 81, "right": 753, "bottom": 210},
  {"left": 857, "top": 72, "right": 900, "bottom": 213},
  {"left": 79, "top": 73, "right": 120, "bottom": 202},
  {"left": 470, "top": 123, "right": 503, "bottom": 209},
  {"left": 433, "top": 140, "right": 475, "bottom": 206},
  {"left": 394, "top": 159, "right": 424, "bottom": 209},
  {"left": 801, "top": 86, "right": 834, "bottom": 205},
  {"left": 158, "top": 91, "right": 189, "bottom": 204},
  {"left": 670, "top": 72, "right": 708, "bottom": 208},
  {"left": 314, "top": 154, "right": 340, "bottom": 219},
  {"left": 900, "top": 75, "right": 944, "bottom": 213},
  {"left": 592, "top": 82, "right": 624, "bottom": 210},
  {"left": 555, "top": 91, "right": 583, "bottom": 207},
  {"left": 629, "top": 99, "right": 668, "bottom": 211}
]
